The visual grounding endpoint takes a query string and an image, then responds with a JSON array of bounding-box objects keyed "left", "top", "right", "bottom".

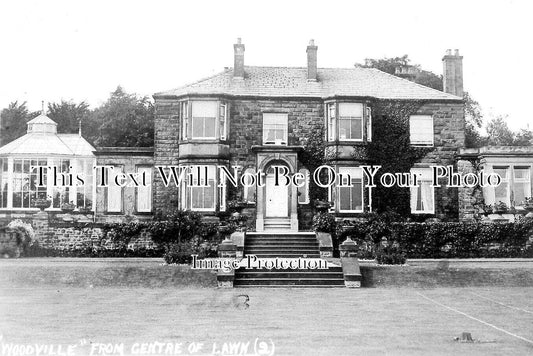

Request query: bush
[
  {"left": 163, "top": 236, "right": 219, "bottom": 264},
  {"left": 148, "top": 210, "right": 203, "bottom": 246},
  {"left": 338, "top": 218, "right": 533, "bottom": 259},
  {"left": 375, "top": 241, "right": 407, "bottom": 265},
  {"left": 312, "top": 212, "right": 336, "bottom": 233}
]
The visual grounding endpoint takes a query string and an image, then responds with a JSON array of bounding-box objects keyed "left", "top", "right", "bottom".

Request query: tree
[
  {"left": 463, "top": 92, "right": 485, "bottom": 148},
  {"left": 47, "top": 100, "right": 91, "bottom": 134},
  {"left": 514, "top": 128, "right": 533, "bottom": 146},
  {"left": 357, "top": 55, "right": 443, "bottom": 91},
  {"left": 0, "top": 101, "right": 31, "bottom": 146},
  {"left": 89, "top": 86, "right": 154, "bottom": 147},
  {"left": 485, "top": 115, "right": 533, "bottom": 146}
]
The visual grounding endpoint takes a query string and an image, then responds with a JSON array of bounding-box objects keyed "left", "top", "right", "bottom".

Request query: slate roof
[{"left": 155, "top": 66, "right": 462, "bottom": 101}]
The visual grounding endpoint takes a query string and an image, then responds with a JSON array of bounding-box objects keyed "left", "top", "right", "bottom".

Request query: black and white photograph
[{"left": 0, "top": 0, "right": 532, "bottom": 355}]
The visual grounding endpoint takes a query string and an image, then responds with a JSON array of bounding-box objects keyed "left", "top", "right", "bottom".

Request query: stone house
[{"left": 153, "top": 40, "right": 466, "bottom": 231}]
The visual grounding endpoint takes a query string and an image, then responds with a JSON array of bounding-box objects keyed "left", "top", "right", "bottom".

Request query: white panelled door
[{"left": 265, "top": 174, "right": 288, "bottom": 217}]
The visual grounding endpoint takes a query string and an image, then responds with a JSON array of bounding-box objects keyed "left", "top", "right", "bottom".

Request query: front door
[{"left": 265, "top": 174, "right": 288, "bottom": 217}]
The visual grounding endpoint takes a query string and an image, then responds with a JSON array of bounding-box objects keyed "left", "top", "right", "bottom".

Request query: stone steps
[{"left": 234, "top": 232, "right": 344, "bottom": 287}]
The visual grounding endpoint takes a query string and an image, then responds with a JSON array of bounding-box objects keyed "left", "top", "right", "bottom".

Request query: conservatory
[{"left": 0, "top": 112, "right": 96, "bottom": 211}]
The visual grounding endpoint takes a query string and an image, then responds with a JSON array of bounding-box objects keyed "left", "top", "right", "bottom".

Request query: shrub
[
  {"left": 312, "top": 212, "right": 336, "bottom": 233},
  {"left": 148, "top": 210, "right": 203, "bottom": 246},
  {"left": 163, "top": 236, "right": 219, "bottom": 264},
  {"left": 337, "top": 219, "right": 533, "bottom": 260},
  {"left": 375, "top": 241, "right": 407, "bottom": 265}
]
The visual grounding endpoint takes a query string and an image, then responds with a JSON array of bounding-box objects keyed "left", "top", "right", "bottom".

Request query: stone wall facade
[
  {"left": 153, "top": 99, "right": 180, "bottom": 214},
  {"left": 154, "top": 96, "right": 465, "bottom": 224}
]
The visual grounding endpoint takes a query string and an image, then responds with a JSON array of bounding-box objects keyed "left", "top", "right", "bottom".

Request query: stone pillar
[
  {"left": 217, "top": 238, "right": 237, "bottom": 288},
  {"left": 339, "top": 238, "right": 362, "bottom": 288},
  {"left": 457, "top": 159, "right": 479, "bottom": 221},
  {"left": 315, "top": 232, "right": 333, "bottom": 260},
  {"left": 230, "top": 231, "right": 245, "bottom": 259}
]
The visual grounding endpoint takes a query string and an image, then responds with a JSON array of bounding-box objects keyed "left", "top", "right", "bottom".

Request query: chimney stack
[
  {"left": 442, "top": 49, "right": 463, "bottom": 97},
  {"left": 306, "top": 39, "right": 318, "bottom": 81},
  {"left": 233, "top": 38, "right": 245, "bottom": 79}
]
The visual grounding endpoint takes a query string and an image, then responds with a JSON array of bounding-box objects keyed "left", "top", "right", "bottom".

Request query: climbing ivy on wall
[
  {"left": 365, "top": 99, "right": 433, "bottom": 217},
  {"left": 300, "top": 125, "right": 329, "bottom": 203}
]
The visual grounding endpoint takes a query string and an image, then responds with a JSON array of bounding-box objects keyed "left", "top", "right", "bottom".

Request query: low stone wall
[{"left": 0, "top": 211, "right": 156, "bottom": 255}]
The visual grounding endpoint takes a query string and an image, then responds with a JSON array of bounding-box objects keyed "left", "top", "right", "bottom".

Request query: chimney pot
[
  {"left": 306, "top": 39, "right": 318, "bottom": 81},
  {"left": 233, "top": 38, "right": 245, "bottom": 78},
  {"left": 442, "top": 49, "right": 463, "bottom": 97}
]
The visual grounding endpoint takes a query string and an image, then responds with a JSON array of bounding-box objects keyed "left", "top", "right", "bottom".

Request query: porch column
[{"left": 256, "top": 182, "right": 264, "bottom": 231}]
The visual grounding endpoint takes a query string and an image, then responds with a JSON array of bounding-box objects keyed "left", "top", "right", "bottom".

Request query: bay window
[
  {"left": 338, "top": 103, "right": 363, "bottom": 141},
  {"left": 179, "top": 165, "right": 218, "bottom": 212},
  {"left": 325, "top": 102, "right": 371, "bottom": 142},
  {"left": 180, "top": 100, "right": 228, "bottom": 141},
  {"left": 410, "top": 168, "right": 435, "bottom": 214}
]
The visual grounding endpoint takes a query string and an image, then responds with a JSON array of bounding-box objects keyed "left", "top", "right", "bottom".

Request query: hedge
[{"left": 338, "top": 219, "right": 533, "bottom": 259}]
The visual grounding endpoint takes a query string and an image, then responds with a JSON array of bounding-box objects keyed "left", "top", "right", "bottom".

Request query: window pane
[
  {"left": 339, "top": 103, "right": 363, "bottom": 117},
  {"left": 410, "top": 168, "right": 435, "bottom": 213},
  {"left": 339, "top": 119, "right": 350, "bottom": 140},
  {"left": 192, "top": 117, "right": 204, "bottom": 137},
  {"left": 192, "top": 101, "right": 218, "bottom": 117},
  {"left": 339, "top": 186, "right": 351, "bottom": 210},
  {"left": 351, "top": 118, "right": 362, "bottom": 140},
  {"left": 514, "top": 182, "right": 528, "bottom": 205},
  {"left": 351, "top": 180, "right": 362, "bottom": 210},
  {"left": 204, "top": 117, "right": 216, "bottom": 137}
]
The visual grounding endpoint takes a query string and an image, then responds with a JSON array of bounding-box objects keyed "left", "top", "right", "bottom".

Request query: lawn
[{"left": 1, "top": 285, "right": 532, "bottom": 355}]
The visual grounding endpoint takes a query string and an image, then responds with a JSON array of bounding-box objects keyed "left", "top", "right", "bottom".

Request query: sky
[{"left": 0, "top": 0, "right": 531, "bottom": 130}]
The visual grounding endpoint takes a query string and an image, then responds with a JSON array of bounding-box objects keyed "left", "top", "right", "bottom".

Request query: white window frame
[
  {"left": 262, "top": 113, "right": 288, "bottom": 145},
  {"left": 180, "top": 101, "right": 189, "bottom": 141},
  {"left": 337, "top": 167, "right": 364, "bottom": 213},
  {"left": 338, "top": 103, "right": 364, "bottom": 142},
  {"left": 189, "top": 165, "right": 216, "bottom": 212},
  {"left": 219, "top": 103, "right": 227, "bottom": 140},
  {"left": 486, "top": 165, "right": 532, "bottom": 208},
  {"left": 409, "top": 115, "right": 434, "bottom": 146},
  {"left": 512, "top": 166, "right": 531, "bottom": 207},
  {"left": 107, "top": 166, "right": 123, "bottom": 213},
  {"left": 366, "top": 106, "right": 372, "bottom": 142},
  {"left": 297, "top": 168, "right": 310, "bottom": 204},
  {"left": 410, "top": 168, "right": 435, "bottom": 214},
  {"left": 135, "top": 166, "right": 152, "bottom": 213},
  {"left": 191, "top": 101, "right": 218, "bottom": 140},
  {"left": 326, "top": 102, "right": 336, "bottom": 141},
  {"left": 242, "top": 167, "right": 256, "bottom": 203}
]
